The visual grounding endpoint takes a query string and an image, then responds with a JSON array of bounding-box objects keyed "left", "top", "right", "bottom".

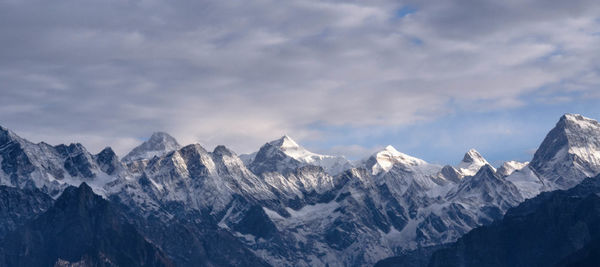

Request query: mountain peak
[
  {"left": 269, "top": 135, "right": 300, "bottom": 149},
  {"left": 0, "top": 125, "right": 27, "bottom": 145},
  {"left": 497, "top": 160, "right": 528, "bottom": 177},
  {"left": 558, "top": 113, "right": 600, "bottom": 131},
  {"left": 383, "top": 145, "right": 398, "bottom": 153},
  {"left": 148, "top": 131, "right": 179, "bottom": 145},
  {"left": 475, "top": 164, "right": 497, "bottom": 177},
  {"left": 97, "top": 147, "right": 117, "bottom": 159},
  {"left": 56, "top": 182, "right": 98, "bottom": 208},
  {"left": 95, "top": 147, "right": 120, "bottom": 175},
  {"left": 530, "top": 113, "right": 600, "bottom": 189},
  {"left": 457, "top": 148, "right": 491, "bottom": 176},
  {"left": 462, "top": 149, "right": 485, "bottom": 163},
  {"left": 374, "top": 145, "right": 424, "bottom": 163},
  {"left": 122, "top": 132, "right": 181, "bottom": 162},
  {"left": 561, "top": 113, "right": 594, "bottom": 122},
  {"left": 250, "top": 135, "right": 351, "bottom": 175},
  {"left": 369, "top": 145, "right": 428, "bottom": 175},
  {"left": 213, "top": 145, "right": 236, "bottom": 157}
]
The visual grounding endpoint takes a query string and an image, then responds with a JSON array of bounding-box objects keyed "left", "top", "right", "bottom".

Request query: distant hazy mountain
[{"left": 122, "top": 132, "right": 181, "bottom": 163}]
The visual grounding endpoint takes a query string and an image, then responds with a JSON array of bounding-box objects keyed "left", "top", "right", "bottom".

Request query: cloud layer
[{"left": 0, "top": 0, "right": 599, "bottom": 162}]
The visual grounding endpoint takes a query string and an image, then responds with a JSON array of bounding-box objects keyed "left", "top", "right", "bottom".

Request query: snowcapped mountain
[
  {"left": 365, "top": 145, "right": 432, "bottom": 175},
  {"left": 0, "top": 125, "right": 124, "bottom": 197},
  {"left": 362, "top": 145, "right": 449, "bottom": 199},
  {"left": 447, "top": 165, "right": 523, "bottom": 213},
  {"left": 507, "top": 113, "right": 600, "bottom": 198},
  {"left": 2, "top": 113, "right": 600, "bottom": 266},
  {"left": 456, "top": 149, "right": 493, "bottom": 176},
  {"left": 435, "top": 149, "right": 493, "bottom": 183},
  {"left": 122, "top": 132, "right": 181, "bottom": 163},
  {"left": 248, "top": 135, "right": 352, "bottom": 175},
  {"left": 530, "top": 113, "right": 600, "bottom": 188}
]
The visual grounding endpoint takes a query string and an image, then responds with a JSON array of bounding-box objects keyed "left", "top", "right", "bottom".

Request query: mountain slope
[
  {"left": 428, "top": 176, "right": 600, "bottom": 267},
  {"left": 0, "top": 183, "right": 173, "bottom": 267},
  {"left": 497, "top": 160, "right": 527, "bottom": 177},
  {"left": 0, "top": 185, "right": 53, "bottom": 238}
]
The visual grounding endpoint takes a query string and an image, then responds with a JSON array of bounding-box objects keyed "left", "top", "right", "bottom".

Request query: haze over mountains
[{"left": 1, "top": 113, "right": 600, "bottom": 266}]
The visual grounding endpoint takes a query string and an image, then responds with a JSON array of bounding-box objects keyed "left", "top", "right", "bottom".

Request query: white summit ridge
[
  {"left": 252, "top": 135, "right": 352, "bottom": 175},
  {"left": 368, "top": 145, "right": 429, "bottom": 175},
  {"left": 456, "top": 148, "right": 493, "bottom": 176}
]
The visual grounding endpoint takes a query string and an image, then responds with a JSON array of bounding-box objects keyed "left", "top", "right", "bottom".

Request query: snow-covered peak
[
  {"left": 213, "top": 145, "right": 235, "bottom": 157},
  {"left": 461, "top": 149, "right": 486, "bottom": 165},
  {"left": 148, "top": 132, "right": 180, "bottom": 148},
  {"left": 269, "top": 135, "right": 314, "bottom": 160},
  {"left": 250, "top": 135, "right": 352, "bottom": 175},
  {"left": 369, "top": 145, "right": 428, "bottom": 175},
  {"left": 122, "top": 132, "right": 181, "bottom": 163},
  {"left": 456, "top": 149, "right": 492, "bottom": 176},
  {"left": 561, "top": 113, "right": 600, "bottom": 128},
  {"left": 497, "top": 161, "right": 528, "bottom": 177},
  {"left": 0, "top": 125, "right": 28, "bottom": 145},
  {"left": 380, "top": 145, "right": 427, "bottom": 165},
  {"left": 269, "top": 135, "right": 300, "bottom": 150},
  {"left": 530, "top": 113, "right": 600, "bottom": 189}
]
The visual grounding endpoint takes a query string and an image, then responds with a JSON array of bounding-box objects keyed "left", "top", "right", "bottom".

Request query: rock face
[
  {"left": 0, "top": 183, "right": 174, "bottom": 267},
  {"left": 0, "top": 185, "right": 53, "bottom": 238},
  {"left": 428, "top": 176, "right": 600, "bottom": 267}
]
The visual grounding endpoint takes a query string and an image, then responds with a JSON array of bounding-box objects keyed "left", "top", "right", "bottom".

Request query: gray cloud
[{"left": 0, "top": 0, "right": 598, "bottom": 158}]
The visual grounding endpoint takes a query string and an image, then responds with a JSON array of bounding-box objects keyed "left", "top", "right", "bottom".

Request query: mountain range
[{"left": 1, "top": 113, "right": 600, "bottom": 266}]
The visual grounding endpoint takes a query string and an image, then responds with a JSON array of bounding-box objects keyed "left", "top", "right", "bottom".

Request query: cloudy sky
[{"left": 1, "top": 0, "right": 600, "bottom": 165}]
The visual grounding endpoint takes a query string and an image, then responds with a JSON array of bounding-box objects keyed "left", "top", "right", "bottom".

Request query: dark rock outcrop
[
  {"left": 0, "top": 183, "right": 173, "bottom": 267},
  {"left": 0, "top": 185, "right": 53, "bottom": 238}
]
